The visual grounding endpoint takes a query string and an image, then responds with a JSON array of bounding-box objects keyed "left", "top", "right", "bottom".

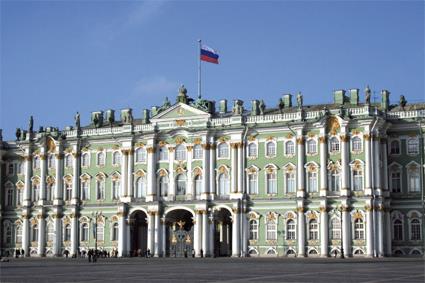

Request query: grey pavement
[{"left": 1, "top": 257, "right": 424, "bottom": 283}]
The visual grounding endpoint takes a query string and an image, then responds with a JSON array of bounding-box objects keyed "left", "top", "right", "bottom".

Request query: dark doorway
[
  {"left": 130, "top": 210, "right": 148, "bottom": 257},
  {"left": 214, "top": 208, "right": 232, "bottom": 257},
  {"left": 165, "top": 209, "right": 194, "bottom": 257}
]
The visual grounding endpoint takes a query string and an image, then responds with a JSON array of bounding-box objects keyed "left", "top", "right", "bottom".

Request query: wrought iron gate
[{"left": 169, "top": 221, "right": 193, "bottom": 257}]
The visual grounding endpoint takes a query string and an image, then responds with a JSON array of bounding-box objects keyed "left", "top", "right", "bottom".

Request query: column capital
[
  {"left": 363, "top": 134, "right": 371, "bottom": 141},
  {"left": 55, "top": 153, "right": 64, "bottom": 160},
  {"left": 364, "top": 205, "right": 373, "bottom": 212},
  {"left": 186, "top": 145, "right": 193, "bottom": 152},
  {"left": 296, "top": 137, "right": 304, "bottom": 145},
  {"left": 296, "top": 207, "right": 305, "bottom": 213},
  {"left": 201, "top": 143, "right": 210, "bottom": 150},
  {"left": 39, "top": 154, "right": 47, "bottom": 160},
  {"left": 146, "top": 147, "right": 156, "bottom": 154},
  {"left": 319, "top": 206, "right": 328, "bottom": 213},
  {"left": 71, "top": 152, "right": 81, "bottom": 158},
  {"left": 319, "top": 136, "right": 327, "bottom": 143},
  {"left": 24, "top": 155, "right": 33, "bottom": 161},
  {"left": 339, "top": 135, "right": 350, "bottom": 142}
]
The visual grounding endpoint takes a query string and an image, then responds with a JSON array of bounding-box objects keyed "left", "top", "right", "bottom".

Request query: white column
[
  {"left": 241, "top": 210, "right": 248, "bottom": 257},
  {"left": 385, "top": 208, "right": 392, "bottom": 256},
  {"left": 209, "top": 214, "right": 215, "bottom": 257},
  {"left": 232, "top": 209, "right": 240, "bottom": 257},
  {"left": 194, "top": 211, "right": 202, "bottom": 256},
  {"left": 128, "top": 150, "right": 134, "bottom": 198},
  {"left": 297, "top": 136, "right": 305, "bottom": 195},
  {"left": 22, "top": 216, "right": 30, "bottom": 256},
  {"left": 161, "top": 219, "right": 166, "bottom": 257},
  {"left": 118, "top": 213, "right": 127, "bottom": 257},
  {"left": 120, "top": 150, "right": 128, "bottom": 198},
  {"left": 342, "top": 207, "right": 351, "bottom": 257},
  {"left": 377, "top": 206, "right": 384, "bottom": 257},
  {"left": 147, "top": 212, "right": 155, "bottom": 253},
  {"left": 202, "top": 144, "right": 210, "bottom": 198},
  {"left": 53, "top": 214, "right": 62, "bottom": 256},
  {"left": 382, "top": 139, "right": 388, "bottom": 191},
  {"left": 146, "top": 147, "right": 156, "bottom": 201},
  {"left": 54, "top": 153, "right": 64, "bottom": 202},
  {"left": 187, "top": 147, "right": 193, "bottom": 199},
  {"left": 23, "top": 153, "right": 32, "bottom": 206},
  {"left": 319, "top": 136, "right": 327, "bottom": 194},
  {"left": 366, "top": 205, "right": 374, "bottom": 257},
  {"left": 341, "top": 134, "right": 349, "bottom": 195},
  {"left": 297, "top": 207, "right": 305, "bottom": 257},
  {"left": 237, "top": 143, "right": 244, "bottom": 193},
  {"left": 72, "top": 153, "right": 80, "bottom": 202},
  {"left": 364, "top": 134, "right": 372, "bottom": 193},
  {"left": 373, "top": 137, "right": 382, "bottom": 192},
  {"left": 202, "top": 211, "right": 209, "bottom": 256},
  {"left": 70, "top": 214, "right": 78, "bottom": 256},
  {"left": 320, "top": 207, "right": 328, "bottom": 257},
  {"left": 209, "top": 144, "right": 216, "bottom": 196},
  {"left": 37, "top": 215, "right": 45, "bottom": 256},
  {"left": 230, "top": 143, "right": 238, "bottom": 193},
  {"left": 39, "top": 154, "right": 47, "bottom": 202},
  {"left": 154, "top": 212, "right": 160, "bottom": 256},
  {"left": 168, "top": 148, "right": 175, "bottom": 199}
]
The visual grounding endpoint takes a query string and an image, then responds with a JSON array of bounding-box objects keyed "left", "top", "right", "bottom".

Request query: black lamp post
[{"left": 340, "top": 205, "right": 345, "bottom": 259}]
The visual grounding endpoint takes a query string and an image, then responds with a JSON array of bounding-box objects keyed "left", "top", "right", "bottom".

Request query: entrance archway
[
  {"left": 129, "top": 210, "right": 148, "bottom": 257},
  {"left": 165, "top": 209, "right": 194, "bottom": 257},
  {"left": 214, "top": 208, "right": 232, "bottom": 257}
]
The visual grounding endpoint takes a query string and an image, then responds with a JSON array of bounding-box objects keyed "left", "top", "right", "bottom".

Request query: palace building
[{"left": 0, "top": 85, "right": 424, "bottom": 258}]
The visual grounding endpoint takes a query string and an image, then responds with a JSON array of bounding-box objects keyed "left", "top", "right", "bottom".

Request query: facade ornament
[
  {"left": 365, "top": 85, "right": 371, "bottom": 104},
  {"left": 28, "top": 115, "right": 34, "bottom": 133},
  {"left": 399, "top": 95, "right": 407, "bottom": 110},
  {"left": 15, "top": 128, "right": 21, "bottom": 141},
  {"left": 259, "top": 100, "right": 266, "bottom": 115},
  {"left": 75, "top": 112, "right": 80, "bottom": 129},
  {"left": 296, "top": 92, "right": 303, "bottom": 109}
]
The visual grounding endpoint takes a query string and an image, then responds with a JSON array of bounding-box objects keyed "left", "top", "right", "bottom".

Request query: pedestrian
[
  {"left": 200, "top": 249, "right": 203, "bottom": 258},
  {"left": 64, "top": 250, "right": 69, "bottom": 258},
  {"left": 88, "top": 250, "right": 92, "bottom": 262},
  {"left": 184, "top": 249, "right": 188, "bottom": 258},
  {"left": 191, "top": 249, "right": 195, "bottom": 258},
  {"left": 21, "top": 249, "right": 24, "bottom": 257}
]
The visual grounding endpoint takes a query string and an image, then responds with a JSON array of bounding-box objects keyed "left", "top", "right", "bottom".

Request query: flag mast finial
[{"left": 198, "top": 39, "right": 202, "bottom": 99}]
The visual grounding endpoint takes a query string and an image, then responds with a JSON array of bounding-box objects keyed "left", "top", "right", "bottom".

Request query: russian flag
[{"left": 200, "top": 45, "right": 219, "bottom": 64}]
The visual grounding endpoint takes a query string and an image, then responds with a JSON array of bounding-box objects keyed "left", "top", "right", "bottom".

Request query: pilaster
[
  {"left": 319, "top": 204, "right": 328, "bottom": 257},
  {"left": 146, "top": 145, "right": 156, "bottom": 202},
  {"left": 296, "top": 133, "right": 305, "bottom": 198},
  {"left": 297, "top": 205, "right": 305, "bottom": 257},
  {"left": 231, "top": 207, "right": 241, "bottom": 257}
]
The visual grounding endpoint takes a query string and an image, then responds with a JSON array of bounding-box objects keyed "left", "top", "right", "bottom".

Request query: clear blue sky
[{"left": 1, "top": 0, "right": 424, "bottom": 140}]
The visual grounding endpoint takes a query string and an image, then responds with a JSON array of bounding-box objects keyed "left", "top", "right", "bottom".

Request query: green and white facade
[{"left": 1, "top": 86, "right": 424, "bottom": 258}]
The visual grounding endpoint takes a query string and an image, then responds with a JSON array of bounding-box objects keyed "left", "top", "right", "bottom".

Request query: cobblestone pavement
[{"left": 1, "top": 257, "right": 424, "bottom": 283}]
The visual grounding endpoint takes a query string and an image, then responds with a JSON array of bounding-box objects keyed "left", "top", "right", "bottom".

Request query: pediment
[{"left": 151, "top": 103, "right": 211, "bottom": 121}]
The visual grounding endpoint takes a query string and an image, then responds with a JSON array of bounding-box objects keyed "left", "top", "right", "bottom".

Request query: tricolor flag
[{"left": 200, "top": 45, "right": 219, "bottom": 64}]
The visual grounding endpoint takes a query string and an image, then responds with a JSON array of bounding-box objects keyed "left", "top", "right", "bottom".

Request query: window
[
  {"left": 193, "top": 145, "right": 203, "bottom": 159},
  {"left": 266, "top": 142, "right": 276, "bottom": 157},
  {"left": 48, "top": 155, "right": 55, "bottom": 168},
  {"left": 64, "top": 182, "right": 72, "bottom": 201},
  {"left": 81, "top": 223, "right": 89, "bottom": 242},
  {"left": 329, "top": 137, "right": 340, "bottom": 153},
  {"left": 16, "top": 162, "right": 23, "bottom": 174},
  {"left": 309, "top": 219, "right": 318, "bottom": 240},
  {"left": 353, "top": 170, "right": 363, "bottom": 191},
  {"left": 96, "top": 224, "right": 104, "bottom": 241},
  {"left": 159, "top": 176, "right": 168, "bottom": 197},
  {"left": 307, "top": 139, "right": 317, "bottom": 154},
  {"left": 354, "top": 219, "right": 364, "bottom": 240},
  {"left": 33, "top": 183, "right": 40, "bottom": 202},
  {"left": 159, "top": 147, "right": 168, "bottom": 161},
  {"left": 248, "top": 173, "right": 258, "bottom": 195},
  {"left": 217, "top": 143, "right": 229, "bottom": 158},
  {"left": 81, "top": 180, "right": 89, "bottom": 200},
  {"left": 135, "top": 176, "right": 146, "bottom": 198},
  {"left": 285, "top": 141, "right": 295, "bottom": 155},
  {"left": 194, "top": 175, "right": 203, "bottom": 196},
  {"left": 33, "top": 156, "right": 40, "bottom": 169},
  {"left": 329, "top": 169, "right": 341, "bottom": 192},
  {"left": 285, "top": 171, "right": 295, "bottom": 193},
  {"left": 352, "top": 137, "right": 362, "bottom": 152},
  {"left": 65, "top": 154, "right": 72, "bottom": 168},
  {"left": 81, "top": 153, "right": 90, "bottom": 167},
  {"left": 112, "top": 180, "right": 120, "bottom": 200},
  {"left": 407, "top": 139, "right": 419, "bottom": 155},
  {"left": 32, "top": 224, "right": 38, "bottom": 242},
  {"left": 112, "top": 151, "right": 121, "bottom": 166},
  {"left": 331, "top": 218, "right": 341, "bottom": 240},
  {"left": 17, "top": 189, "right": 23, "bottom": 206},
  {"left": 391, "top": 170, "right": 401, "bottom": 193},
  {"left": 4, "top": 224, "right": 12, "bottom": 244},
  {"left": 176, "top": 174, "right": 186, "bottom": 195},
  {"left": 6, "top": 185, "right": 14, "bottom": 206},
  {"left": 175, "top": 145, "right": 187, "bottom": 161},
  {"left": 307, "top": 171, "right": 318, "bottom": 193},
  {"left": 248, "top": 143, "right": 257, "bottom": 158},
  {"left": 7, "top": 163, "right": 14, "bottom": 175},
  {"left": 135, "top": 148, "right": 147, "bottom": 163},
  {"left": 46, "top": 183, "right": 53, "bottom": 201},
  {"left": 410, "top": 219, "right": 421, "bottom": 240},
  {"left": 249, "top": 220, "right": 258, "bottom": 240},
  {"left": 266, "top": 219, "right": 277, "bottom": 240},
  {"left": 266, "top": 171, "right": 277, "bottom": 194},
  {"left": 390, "top": 140, "right": 400, "bottom": 155},
  {"left": 16, "top": 225, "right": 22, "bottom": 244},
  {"left": 393, "top": 219, "right": 403, "bottom": 241},
  {"left": 287, "top": 220, "right": 296, "bottom": 240},
  {"left": 408, "top": 167, "right": 420, "bottom": 192},
  {"left": 96, "top": 152, "right": 105, "bottom": 166},
  {"left": 47, "top": 223, "right": 54, "bottom": 242},
  {"left": 112, "top": 223, "right": 119, "bottom": 241},
  {"left": 218, "top": 173, "right": 230, "bottom": 196},
  {"left": 96, "top": 179, "right": 105, "bottom": 200}
]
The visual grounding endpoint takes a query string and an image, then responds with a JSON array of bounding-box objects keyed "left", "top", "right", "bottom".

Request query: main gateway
[{"left": 0, "top": 86, "right": 424, "bottom": 258}]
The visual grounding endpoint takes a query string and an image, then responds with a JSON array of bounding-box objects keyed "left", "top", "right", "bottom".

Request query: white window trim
[
  {"left": 389, "top": 163, "right": 403, "bottom": 193},
  {"left": 349, "top": 160, "right": 365, "bottom": 191},
  {"left": 328, "top": 136, "right": 341, "bottom": 155},
  {"left": 217, "top": 142, "right": 230, "bottom": 160},
  {"left": 158, "top": 146, "right": 169, "bottom": 162},
  {"left": 247, "top": 142, "right": 258, "bottom": 159},
  {"left": 192, "top": 144, "right": 203, "bottom": 160},
  {"left": 112, "top": 151, "right": 121, "bottom": 167},
  {"left": 408, "top": 218, "right": 422, "bottom": 241},
  {"left": 389, "top": 139, "right": 401, "bottom": 156},
  {"left": 284, "top": 139, "right": 296, "bottom": 157},
  {"left": 406, "top": 137, "right": 419, "bottom": 156},
  {"left": 350, "top": 135, "right": 363, "bottom": 154},
  {"left": 265, "top": 140, "right": 277, "bottom": 158},
  {"left": 406, "top": 162, "right": 420, "bottom": 193},
  {"left": 96, "top": 151, "right": 106, "bottom": 167},
  {"left": 135, "top": 147, "right": 147, "bottom": 164},
  {"left": 246, "top": 168, "right": 259, "bottom": 195},
  {"left": 306, "top": 138, "right": 318, "bottom": 156}
]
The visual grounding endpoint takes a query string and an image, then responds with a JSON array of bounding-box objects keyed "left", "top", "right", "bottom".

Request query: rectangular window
[
  {"left": 409, "top": 173, "right": 420, "bottom": 192},
  {"left": 248, "top": 174, "right": 258, "bottom": 194},
  {"left": 353, "top": 171, "right": 363, "bottom": 191},
  {"left": 308, "top": 172, "right": 317, "bottom": 192},
  {"left": 286, "top": 173, "right": 295, "bottom": 193},
  {"left": 7, "top": 163, "right": 14, "bottom": 175},
  {"left": 266, "top": 221, "right": 277, "bottom": 240},
  {"left": 391, "top": 171, "right": 401, "bottom": 193},
  {"left": 267, "top": 173, "right": 277, "bottom": 194}
]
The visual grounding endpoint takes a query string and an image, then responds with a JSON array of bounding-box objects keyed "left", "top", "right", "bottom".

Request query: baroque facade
[{"left": 0, "top": 86, "right": 424, "bottom": 258}]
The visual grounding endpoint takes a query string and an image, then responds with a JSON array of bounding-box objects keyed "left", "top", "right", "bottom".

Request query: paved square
[{"left": 1, "top": 257, "right": 424, "bottom": 282}]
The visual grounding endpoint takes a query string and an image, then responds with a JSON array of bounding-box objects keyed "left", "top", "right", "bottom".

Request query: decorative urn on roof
[{"left": 177, "top": 84, "right": 188, "bottom": 104}]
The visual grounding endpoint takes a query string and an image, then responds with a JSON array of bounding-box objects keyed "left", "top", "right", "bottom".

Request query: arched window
[
  {"left": 16, "top": 225, "right": 22, "bottom": 244},
  {"left": 408, "top": 166, "right": 420, "bottom": 192},
  {"left": 218, "top": 173, "right": 230, "bottom": 196},
  {"left": 96, "top": 224, "right": 104, "bottom": 241},
  {"left": 81, "top": 223, "right": 89, "bottom": 242},
  {"left": 96, "top": 177, "right": 105, "bottom": 200},
  {"left": 194, "top": 175, "right": 203, "bottom": 196},
  {"left": 286, "top": 220, "right": 296, "bottom": 240},
  {"left": 135, "top": 148, "right": 147, "bottom": 163},
  {"left": 249, "top": 219, "right": 258, "bottom": 240},
  {"left": 390, "top": 140, "right": 400, "bottom": 154},
  {"left": 193, "top": 144, "right": 203, "bottom": 159},
  {"left": 407, "top": 138, "right": 419, "bottom": 155},
  {"left": 159, "top": 176, "right": 168, "bottom": 197},
  {"left": 352, "top": 164, "right": 364, "bottom": 191},
  {"left": 329, "top": 137, "right": 340, "bottom": 153},
  {"left": 285, "top": 170, "right": 295, "bottom": 193},
  {"left": 16, "top": 187, "right": 23, "bottom": 206},
  {"left": 112, "top": 223, "right": 119, "bottom": 241},
  {"left": 393, "top": 219, "right": 403, "bottom": 241},
  {"left": 33, "top": 183, "right": 40, "bottom": 202},
  {"left": 159, "top": 146, "right": 168, "bottom": 161},
  {"left": 64, "top": 181, "right": 72, "bottom": 201},
  {"left": 3, "top": 223, "right": 12, "bottom": 244},
  {"left": 307, "top": 170, "right": 318, "bottom": 193},
  {"left": 354, "top": 218, "right": 364, "bottom": 240},
  {"left": 248, "top": 143, "right": 257, "bottom": 158},
  {"left": 48, "top": 154, "right": 55, "bottom": 168},
  {"left": 112, "top": 179, "right": 120, "bottom": 200},
  {"left": 47, "top": 223, "right": 54, "bottom": 242},
  {"left": 410, "top": 219, "right": 421, "bottom": 240},
  {"left": 65, "top": 154, "right": 72, "bottom": 168},
  {"left": 46, "top": 183, "right": 54, "bottom": 201},
  {"left": 390, "top": 169, "right": 401, "bottom": 193},
  {"left": 266, "top": 171, "right": 277, "bottom": 194},
  {"left": 64, "top": 224, "right": 71, "bottom": 241},
  {"left": 33, "top": 156, "right": 40, "bottom": 169},
  {"left": 176, "top": 174, "right": 186, "bottom": 195},
  {"left": 307, "top": 139, "right": 317, "bottom": 154},
  {"left": 266, "top": 219, "right": 277, "bottom": 240},
  {"left": 81, "top": 153, "right": 90, "bottom": 167},
  {"left": 329, "top": 168, "right": 341, "bottom": 192},
  {"left": 81, "top": 180, "right": 89, "bottom": 200},
  {"left": 331, "top": 218, "right": 341, "bottom": 239},
  {"left": 135, "top": 176, "right": 146, "bottom": 198},
  {"left": 112, "top": 151, "right": 121, "bottom": 166},
  {"left": 352, "top": 137, "right": 362, "bottom": 152},
  {"left": 248, "top": 172, "right": 258, "bottom": 194},
  {"left": 32, "top": 224, "right": 38, "bottom": 242},
  {"left": 285, "top": 141, "right": 295, "bottom": 155},
  {"left": 175, "top": 145, "right": 187, "bottom": 161},
  {"left": 217, "top": 143, "right": 229, "bottom": 158},
  {"left": 96, "top": 152, "right": 105, "bottom": 166},
  {"left": 6, "top": 184, "right": 14, "bottom": 206},
  {"left": 309, "top": 219, "right": 318, "bottom": 240},
  {"left": 266, "top": 142, "right": 276, "bottom": 157}
]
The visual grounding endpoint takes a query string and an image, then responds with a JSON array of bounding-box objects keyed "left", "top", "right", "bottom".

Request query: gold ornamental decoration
[
  {"left": 286, "top": 133, "right": 293, "bottom": 139},
  {"left": 159, "top": 169, "right": 167, "bottom": 177},
  {"left": 112, "top": 144, "right": 120, "bottom": 150},
  {"left": 193, "top": 167, "right": 202, "bottom": 176},
  {"left": 176, "top": 220, "right": 185, "bottom": 230},
  {"left": 296, "top": 137, "right": 304, "bottom": 145},
  {"left": 218, "top": 166, "right": 227, "bottom": 174},
  {"left": 47, "top": 137, "right": 56, "bottom": 153},
  {"left": 296, "top": 207, "right": 305, "bottom": 213},
  {"left": 158, "top": 141, "right": 167, "bottom": 147},
  {"left": 363, "top": 134, "right": 370, "bottom": 141},
  {"left": 327, "top": 116, "right": 340, "bottom": 135},
  {"left": 353, "top": 211, "right": 363, "bottom": 220},
  {"left": 266, "top": 212, "right": 276, "bottom": 221},
  {"left": 193, "top": 138, "right": 202, "bottom": 145},
  {"left": 286, "top": 212, "right": 294, "bottom": 220},
  {"left": 146, "top": 147, "right": 155, "bottom": 154},
  {"left": 176, "top": 120, "right": 186, "bottom": 127},
  {"left": 319, "top": 136, "right": 327, "bottom": 144},
  {"left": 175, "top": 136, "right": 186, "bottom": 144},
  {"left": 248, "top": 135, "right": 256, "bottom": 142},
  {"left": 307, "top": 212, "right": 317, "bottom": 220},
  {"left": 266, "top": 136, "right": 275, "bottom": 141}
]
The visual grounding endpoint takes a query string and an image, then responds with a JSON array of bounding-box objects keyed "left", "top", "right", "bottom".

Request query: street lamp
[
  {"left": 92, "top": 211, "right": 101, "bottom": 260},
  {"left": 339, "top": 205, "right": 345, "bottom": 259}
]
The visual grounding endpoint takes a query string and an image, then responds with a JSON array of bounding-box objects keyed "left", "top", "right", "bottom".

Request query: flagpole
[{"left": 198, "top": 39, "right": 202, "bottom": 99}]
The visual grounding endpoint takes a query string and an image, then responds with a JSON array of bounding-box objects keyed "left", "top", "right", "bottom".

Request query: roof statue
[
  {"left": 399, "top": 95, "right": 407, "bottom": 110},
  {"left": 177, "top": 84, "right": 188, "bottom": 104},
  {"left": 259, "top": 100, "right": 266, "bottom": 115},
  {"left": 75, "top": 112, "right": 80, "bottom": 129},
  {"left": 28, "top": 115, "right": 34, "bottom": 133},
  {"left": 365, "top": 85, "right": 371, "bottom": 104},
  {"left": 297, "top": 92, "right": 303, "bottom": 109}
]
